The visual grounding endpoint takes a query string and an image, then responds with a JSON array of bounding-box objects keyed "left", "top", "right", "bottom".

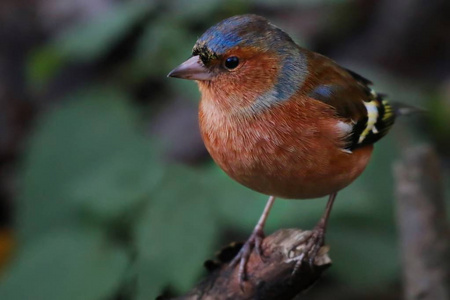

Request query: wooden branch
[
  {"left": 170, "top": 229, "right": 331, "bottom": 300},
  {"left": 394, "top": 145, "right": 450, "bottom": 300}
]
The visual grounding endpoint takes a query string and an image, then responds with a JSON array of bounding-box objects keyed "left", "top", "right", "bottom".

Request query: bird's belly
[
  {"left": 211, "top": 142, "right": 372, "bottom": 199},
  {"left": 200, "top": 119, "right": 372, "bottom": 199}
]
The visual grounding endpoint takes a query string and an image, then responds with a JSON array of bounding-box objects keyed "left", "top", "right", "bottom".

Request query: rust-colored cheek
[{"left": 200, "top": 51, "right": 282, "bottom": 111}]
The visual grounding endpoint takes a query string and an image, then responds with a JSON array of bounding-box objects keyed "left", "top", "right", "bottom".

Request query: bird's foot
[
  {"left": 285, "top": 227, "right": 326, "bottom": 276},
  {"left": 229, "top": 227, "right": 266, "bottom": 288}
]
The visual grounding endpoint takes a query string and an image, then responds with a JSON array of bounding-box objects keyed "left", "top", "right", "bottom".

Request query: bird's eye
[{"left": 224, "top": 56, "right": 240, "bottom": 70}]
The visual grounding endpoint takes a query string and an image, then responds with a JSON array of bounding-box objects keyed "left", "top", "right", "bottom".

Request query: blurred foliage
[{"left": 0, "top": 0, "right": 447, "bottom": 299}]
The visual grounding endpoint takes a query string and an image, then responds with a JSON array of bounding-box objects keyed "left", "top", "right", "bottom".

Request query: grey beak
[{"left": 167, "top": 55, "right": 213, "bottom": 81}]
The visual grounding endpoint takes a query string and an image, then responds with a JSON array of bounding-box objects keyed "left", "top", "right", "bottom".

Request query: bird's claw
[
  {"left": 229, "top": 228, "right": 266, "bottom": 289},
  {"left": 285, "top": 227, "right": 325, "bottom": 276}
]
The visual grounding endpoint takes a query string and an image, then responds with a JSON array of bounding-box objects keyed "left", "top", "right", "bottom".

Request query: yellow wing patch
[
  {"left": 358, "top": 98, "right": 379, "bottom": 144},
  {"left": 382, "top": 100, "right": 394, "bottom": 121}
]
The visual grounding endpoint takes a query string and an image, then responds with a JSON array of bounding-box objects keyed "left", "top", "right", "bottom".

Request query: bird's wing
[{"left": 306, "top": 52, "right": 395, "bottom": 151}]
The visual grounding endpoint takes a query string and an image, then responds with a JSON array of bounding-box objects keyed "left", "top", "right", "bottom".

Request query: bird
[{"left": 168, "top": 14, "right": 404, "bottom": 282}]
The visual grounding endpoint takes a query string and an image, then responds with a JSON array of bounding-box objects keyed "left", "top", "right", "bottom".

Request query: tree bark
[
  {"left": 171, "top": 229, "right": 331, "bottom": 300},
  {"left": 394, "top": 145, "right": 450, "bottom": 300}
]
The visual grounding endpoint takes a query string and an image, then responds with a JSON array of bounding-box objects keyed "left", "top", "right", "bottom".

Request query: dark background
[{"left": 0, "top": 0, "right": 449, "bottom": 299}]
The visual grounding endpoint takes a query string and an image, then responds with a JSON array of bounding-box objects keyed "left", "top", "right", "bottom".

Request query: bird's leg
[
  {"left": 287, "top": 192, "right": 337, "bottom": 274},
  {"left": 230, "top": 195, "right": 276, "bottom": 283}
]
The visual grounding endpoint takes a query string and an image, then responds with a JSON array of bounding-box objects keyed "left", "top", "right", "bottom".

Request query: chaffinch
[{"left": 168, "top": 14, "right": 399, "bottom": 282}]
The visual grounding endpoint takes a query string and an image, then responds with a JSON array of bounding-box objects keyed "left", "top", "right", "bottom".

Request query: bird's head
[{"left": 168, "top": 15, "right": 308, "bottom": 112}]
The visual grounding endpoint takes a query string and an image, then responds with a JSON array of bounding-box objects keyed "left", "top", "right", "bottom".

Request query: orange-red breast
[{"left": 168, "top": 14, "right": 399, "bottom": 281}]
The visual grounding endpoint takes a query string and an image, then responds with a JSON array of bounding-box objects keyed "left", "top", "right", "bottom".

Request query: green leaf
[
  {"left": 134, "top": 166, "right": 218, "bottom": 299},
  {"left": 71, "top": 145, "right": 163, "bottom": 222},
  {"left": 27, "top": 2, "right": 156, "bottom": 89},
  {"left": 0, "top": 230, "right": 129, "bottom": 300},
  {"left": 17, "top": 88, "right": 160, "bottom": 242},
  {"left": 56, "top": 2, "right": 154, "bottom": 62}
]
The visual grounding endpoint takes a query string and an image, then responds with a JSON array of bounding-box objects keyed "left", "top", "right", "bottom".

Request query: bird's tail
[{"left": 391, "top": 102, "right": 426, "bottom": 116}]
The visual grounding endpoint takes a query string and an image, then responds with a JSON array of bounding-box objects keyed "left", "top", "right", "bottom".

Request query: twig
[
  {"left": 171, "top": 229, "right": 331, "bottom": 300},
  {"left": 394, "top": 145, "right": 450, "bottom": 300}
]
